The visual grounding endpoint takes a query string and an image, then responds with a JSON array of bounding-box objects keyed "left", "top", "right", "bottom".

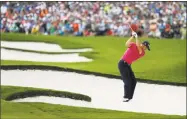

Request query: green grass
[
  {"left": 1, "top": 46, "right": 94, "bottom": 54},
  {"left": 1, "top": 33, "right": 186, "bottom": 118},
  {"left": 1, "top": 33, "right": 186, "bottom": 84},
  {"left": 1, "top": 86, "right": 185, "bottom": 119},
  {"left": 1, "top": 86, "right": 91, "bottom": 102}
]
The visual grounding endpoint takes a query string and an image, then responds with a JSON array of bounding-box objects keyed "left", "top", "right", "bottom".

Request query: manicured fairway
[
  {"left": 1, "top": 33, "right": 186, "bottom": 119},
  {"left": 1, "top": 33, "right": 186, "bottom": 84}
]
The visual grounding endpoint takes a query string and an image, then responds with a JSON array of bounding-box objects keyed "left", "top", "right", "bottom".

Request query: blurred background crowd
[{"left": 1, "top": 1, "right": 186, "bottom": 39}]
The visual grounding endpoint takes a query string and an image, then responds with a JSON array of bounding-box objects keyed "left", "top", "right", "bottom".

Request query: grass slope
[
  {"left": 1, "top": 86, "right": 91, "bottom": 102},
  {"left": 1, "top": 46, "right": 93, "bottom": 54},
  {"left": 1, "top": 33, "right": 186, "bottom": 84},
  {"left": 1, "top": 86, "right": 185, "bottom": 119}
]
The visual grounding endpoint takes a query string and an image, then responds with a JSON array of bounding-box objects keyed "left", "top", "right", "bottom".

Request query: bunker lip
[
  {"left": 1, "top": 47, "right": 92, "bottom": 54},
  {"left": 2, "top": 69, "right": 186, "bottom": 116},
  {"left": 0, "top": 65, "right": 186, "bottom": 87},
  {"left": 11, "top": 96, "right": 92, "bottom": 108},
  {"left": 1, "top": 41, "right": 93, "bottom": 52},
  {"left": 1, "top": 48, "right": 92, "bottom": 62}
]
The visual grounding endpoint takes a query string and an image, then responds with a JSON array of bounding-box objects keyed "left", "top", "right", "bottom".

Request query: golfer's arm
[
  {"left": 136, "top": 37, "right": 142, "bottom": 54},
  {"left": 125, "top": 36, "right": 134, "bottom": 47}
]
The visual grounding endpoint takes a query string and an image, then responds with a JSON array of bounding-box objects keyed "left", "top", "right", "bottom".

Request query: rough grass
[
  {"left": 1, "top": 86, "right": 185, "bottom": 119},
  {"left": 1, "top": 33, "right": 186, "bottom": 84}
]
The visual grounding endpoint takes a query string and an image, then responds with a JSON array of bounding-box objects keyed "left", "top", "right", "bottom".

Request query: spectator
[
  {"left": 31, "top": 21, "right": 40, "bottom": 34},
  {"left": 1, "top": 1, "right": 186, "bottom": 39},
  {"left": 181, "top": 25, "right": 186, "bottom": 40},
  {"left": 148, "top": 22, "right": 161, "bottom": 38}
]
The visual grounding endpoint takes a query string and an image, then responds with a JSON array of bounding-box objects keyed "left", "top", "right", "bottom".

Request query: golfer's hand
[{"left": 132, "top": 31, "right": 138, "bottom": 38}]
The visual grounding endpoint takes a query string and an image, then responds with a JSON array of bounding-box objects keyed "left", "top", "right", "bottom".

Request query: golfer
[{"left": 118, "top": 31, "right": 150, "bottom": 102}]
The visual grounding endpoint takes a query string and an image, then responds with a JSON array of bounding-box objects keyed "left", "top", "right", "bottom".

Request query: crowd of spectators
[{"left": 1, "top": 1, "right": 186, "bottom": 39}]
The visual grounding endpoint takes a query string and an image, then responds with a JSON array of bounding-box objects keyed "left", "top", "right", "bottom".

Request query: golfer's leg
[
  {"left": 118, "top": 60, "right": 130, "bottom": 98},
  {"left": 130, "top": 69, "right": 137, "bottom": 99},
  {"left": 120, "top": 69, "right": 131, "bottom": 99},
  {"left": 125, "top": 71, "right": 133, "bottom": 99},
  {"left": 119, "top": 67, "right": 132, "bottom": 99},
  {"left": 118, "top": 61, "right": 126, "bottom": 97}
]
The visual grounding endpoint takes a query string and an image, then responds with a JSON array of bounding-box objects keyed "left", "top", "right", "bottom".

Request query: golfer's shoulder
[{"left": 128, "top": 42, "right": 136, "bottom": 48}]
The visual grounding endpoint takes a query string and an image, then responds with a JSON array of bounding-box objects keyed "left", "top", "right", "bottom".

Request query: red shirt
[{"left": 122, "top": 42, "right": 145, "bottom": 64}]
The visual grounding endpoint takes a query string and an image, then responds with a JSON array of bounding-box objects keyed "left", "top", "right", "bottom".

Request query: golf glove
[{"left": 132, "top": 32, "right": 138, "bottom": 38}]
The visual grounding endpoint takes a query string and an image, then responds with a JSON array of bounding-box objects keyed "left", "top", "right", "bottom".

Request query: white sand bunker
[
  {"left": 1, "top": 41, "right": 92, "bottom": 52},
  {"left": 12, "top": 96, "right": 92, "bottom": 108},
  {"left": 1, "top": 70, "right": 186, "bottom": 116},
  {"left": 1, "top": 48, "right": 92, "bottom": 62}
]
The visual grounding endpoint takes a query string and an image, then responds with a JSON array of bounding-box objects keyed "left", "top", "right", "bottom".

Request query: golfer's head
[{"left": 142, "top": 41, "right": 150, "bottom": 51}]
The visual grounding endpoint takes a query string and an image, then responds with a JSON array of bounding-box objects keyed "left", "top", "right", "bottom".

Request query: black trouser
[{"left": 118, "top": 60, "right": 137, "bottom": 99}]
